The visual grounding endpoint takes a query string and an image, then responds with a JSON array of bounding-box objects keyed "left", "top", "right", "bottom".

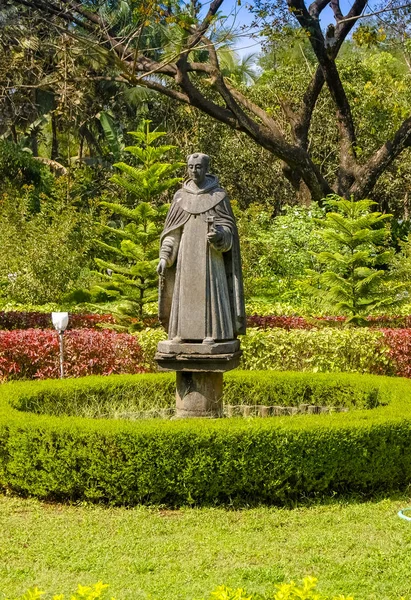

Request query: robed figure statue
[{"left": 157, "top": 153, "right": 246, "bottom": 344}]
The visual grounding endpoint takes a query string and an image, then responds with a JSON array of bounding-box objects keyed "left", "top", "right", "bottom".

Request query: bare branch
[{"left": 339, "top": 1, "right": 411, "bottom": 23}]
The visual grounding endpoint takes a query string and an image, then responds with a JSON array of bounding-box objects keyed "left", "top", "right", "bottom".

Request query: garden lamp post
[{"left": 52, "top": 312, "right": 69, "bottom": 379}]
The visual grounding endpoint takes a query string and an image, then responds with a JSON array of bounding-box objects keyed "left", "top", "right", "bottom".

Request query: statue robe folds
[{"left": 159, "top": 176, "right": 246, "bottom": 342}]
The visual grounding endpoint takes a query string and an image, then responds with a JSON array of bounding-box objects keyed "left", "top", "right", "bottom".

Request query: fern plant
[
  {"left": 92, "top": 120, "right": 184, "bottom": 327},
  {"left": 302, "top": 196, "right": 407, "bottom": 325}
]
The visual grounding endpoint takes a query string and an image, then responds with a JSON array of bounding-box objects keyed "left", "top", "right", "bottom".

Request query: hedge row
[
  {"left": 137, "top": 327, "right": 411, "bottom": 378},
  {"left": 3, "top": 311, "right": 411, "bottom": 332},
  {"left": 3, "top": 326, "right": 411, "bottom": 380},
  {"left": 0, "top": 311, "right": 116, "bottom": 330},
  {"left": 247, "top": 314, "right": 411, "bottom": 329},
  {"left": 239, "top": 328, "right": 391, "bottom": 373},
  {"left": 10, "top": 371, "right": 390, "bottom": 418},
  {"left": 0, "top": 371, "right": 406, "bottom": 506},
  {"left": 0, "top": 329, "right": 145, "bottom": 380}
]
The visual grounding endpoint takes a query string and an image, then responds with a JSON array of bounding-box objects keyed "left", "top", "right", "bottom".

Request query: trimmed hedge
[
  {"left": 0, "top": 311, "right": 114, "bottom": 330},
  {"left": 247, "top": 314, "right": 411, "bottom": 329},
  {"left": 10, "top": 371, "right": 391, "bottom": 417},
  {"left": 0, "top": 371, "right": 407, "bottom": 506}
]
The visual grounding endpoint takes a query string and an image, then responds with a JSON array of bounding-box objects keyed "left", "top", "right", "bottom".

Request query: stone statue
[{"left": 157, "top": 153, "right": 246, "bottom": 344}]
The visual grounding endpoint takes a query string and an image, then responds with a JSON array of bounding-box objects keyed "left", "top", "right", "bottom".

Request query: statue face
[{"left": 187, "top": 158, "right": 207, "bottom": 184}]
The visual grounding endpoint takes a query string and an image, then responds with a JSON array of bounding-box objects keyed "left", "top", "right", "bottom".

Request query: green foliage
[
  {"left": 99, "top": 111, "right": 124, "bottom": 161},
  {"left": 240, "top": 327, "right": 391, "bottom": 374},
  {"left": 137, "top": 325, "right": 393, "bottom": 376},
  {"left": 0, "top": 371, "right": 404, "bottom": 505},
  {"left": 136, "top": 327, "right": 167, "bottom": 371},
  {"left": 93, "top": 120, "right": 183, "bottom": 324},
  {"left": 11, "top": 371, "right": 389, "bottom": 418},
  {"left": 93, "top": 201, "right": 168, "bottom": 322},
  {"left": 235, "top": 203, "right": 325, "bottom": 303},
  {"left": 302, "top": 196, "right": 405, "bottom": 324},
  {"left": 0, "top": 141, "right": 53, "bottom": 212},
  {"left": 0, "top": 181, "right": 95, "bottom": 305},
  {"left": 352, "top": 24, "right": 387, "bottom": 48},
  {"left": 390, "top": 233, "right": 411, "bottom": 290},
  {"left": 110, "top": 120, "right": 184, "bottom": 204}
]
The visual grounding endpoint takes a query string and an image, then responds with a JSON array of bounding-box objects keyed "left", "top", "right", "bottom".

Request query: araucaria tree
[
  {"left": 93, "top": 121, "right": 183, "bottom": 323},
  {"left": 7, "top": 0, "right": 411, "bottom": 203},
  {"left": 304, "top": 197, "right": 407, "bottom": 323}
]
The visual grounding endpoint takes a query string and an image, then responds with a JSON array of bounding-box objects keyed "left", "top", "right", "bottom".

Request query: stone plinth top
[{"left": 157, "top": 339, "right": 240, "bottom": 355}]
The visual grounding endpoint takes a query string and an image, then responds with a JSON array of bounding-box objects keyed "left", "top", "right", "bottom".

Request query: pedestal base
[
  {"left": 155, "top": 340, "right": 241, "bottom": 418},
  {"left": 176, "top": 371, "right": 223, "bottom": 418},
  {"left": 155, "top": 339, "right": 241, "bottom": 372}
]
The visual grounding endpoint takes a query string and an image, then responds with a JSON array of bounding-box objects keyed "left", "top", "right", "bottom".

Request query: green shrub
[
  {"left": 137, "top": 328, "right": 393, "bottom": 376},
  {"left": 240, "top": 328, "right": 392, "bottom": 374},
  {"left": 0, "top": 371, "right": 407, "bottom": 506},
  {"left": 9, "top": 371, "right": 391, "bottom": 418},
  {"left": 136, "top": 327, "right": 167, "bottom": 371}
]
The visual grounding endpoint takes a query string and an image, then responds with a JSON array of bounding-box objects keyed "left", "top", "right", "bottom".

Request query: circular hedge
[{"left": 0, "top": 371, "right": 409, "bottom": 506}]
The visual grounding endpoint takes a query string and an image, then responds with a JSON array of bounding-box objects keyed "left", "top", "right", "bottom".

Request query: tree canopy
[{"left": 2, "top": 0, "right": 411, "bottom": 205}]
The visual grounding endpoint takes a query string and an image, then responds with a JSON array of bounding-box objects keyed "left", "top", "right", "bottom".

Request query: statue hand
[
  {"left": 157, "top": 258, "right": 167, "bottom": 276},
  {"left": 207, "top": 229, "right": 224, "bottom": 247}
]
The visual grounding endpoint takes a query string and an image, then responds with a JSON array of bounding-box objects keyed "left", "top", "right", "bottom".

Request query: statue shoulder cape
[{"left": 172, "top": 187, "right": 227, "bottom": 214}]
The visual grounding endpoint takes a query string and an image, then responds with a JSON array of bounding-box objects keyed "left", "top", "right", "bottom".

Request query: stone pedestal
[
  {"left": 155, "top": 340, "right": 241, "bottom": 418},
  {"left": 176, "top": 371, "right": 223, "bottom": 417}
]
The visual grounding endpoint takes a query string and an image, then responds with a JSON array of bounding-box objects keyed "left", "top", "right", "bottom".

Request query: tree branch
[
  {"left": 186, "top": 0, "right": 226, "bottom": 49},
  {"left": 292, "top": 0, "right": 367, "bottom": 156},
  {"left": 287, "top": 0, "right": 365, "bottom": 192},
  {"left": 350, "top": 116, "right": 411, "bottom": 199}
]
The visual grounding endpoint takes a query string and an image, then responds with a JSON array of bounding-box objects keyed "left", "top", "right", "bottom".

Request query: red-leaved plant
[
  {"left": 0, "top": 328, "right": 145, "bottom": 380},
  {"left": 380, "top": 328, "right": 411, "bottom": 378}
]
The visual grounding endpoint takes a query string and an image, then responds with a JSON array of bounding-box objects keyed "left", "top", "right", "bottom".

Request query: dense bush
[
  {"left": 10, "top": 371, "right": 390, "bottom": 418},
  {"left": 0, "top": 371, "right": 406, "bottom": 505},
  {"left": 0, "top": 183, "right": 95, "bottom": 304},
  {"left": 135, "top": 327, "right": 411, "bottom": 378},
  {"left": 240, "top": 328, "right": 391, "bottom": 374},
  {"left": 0, "top": 329, "right": 144, "bottom": 380}
]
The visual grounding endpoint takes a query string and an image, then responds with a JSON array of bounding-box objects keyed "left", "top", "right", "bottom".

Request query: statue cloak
[{"left": 158, "top": 176, "right": 246, "bottom": 340}]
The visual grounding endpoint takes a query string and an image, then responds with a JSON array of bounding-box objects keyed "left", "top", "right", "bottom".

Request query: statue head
[{"left": 187, "top": 153, "right": 209, "bottom": 185}]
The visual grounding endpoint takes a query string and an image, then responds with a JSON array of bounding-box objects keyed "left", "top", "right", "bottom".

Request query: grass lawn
[{"left": 2, "top": 496, "right": 411, "bottom": 599}]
